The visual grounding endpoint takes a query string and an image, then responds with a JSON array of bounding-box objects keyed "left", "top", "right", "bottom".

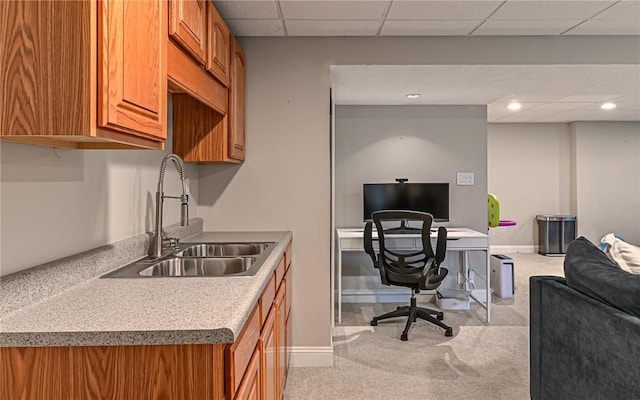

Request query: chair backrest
[{"left": 364, "top": 210, "right": 448, "bottom": 290}]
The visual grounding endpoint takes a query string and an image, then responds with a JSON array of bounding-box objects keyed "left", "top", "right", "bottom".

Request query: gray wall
[
  {"left": 572, "top": 122, "right": 640, "bottom": 244},
  {"left": 487, "top": 123, "right": 572, "bottom": 249},
  {"left": 0, "top": 96, "right": 199, "bottom": 276},
  {"left": 336, "top": 105, "right": 487, "bottom": 231},
  {"left": 487, "top": 122, "right": 639, "bottom": 249}
]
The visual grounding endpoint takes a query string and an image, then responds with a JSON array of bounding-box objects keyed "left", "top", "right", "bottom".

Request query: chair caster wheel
[
  {"left": 401, "top": 333, "right": 408, "bottom": 341},
  {"left": 370, "top": 320, "right": 378, "bottom": 326},
  {"left": 445, "top": 328, "right": 453, "bottom": 337},
  {"left": 437, "top": 315, "right": 444, "bottom": 321}
]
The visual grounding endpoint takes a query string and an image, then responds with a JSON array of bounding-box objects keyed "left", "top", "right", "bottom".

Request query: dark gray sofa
[{"left": 530, "top": 237, "right": 640, "bottom": 400}]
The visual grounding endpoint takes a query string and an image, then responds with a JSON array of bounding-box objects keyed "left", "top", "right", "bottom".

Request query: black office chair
[{"left": 364, "top": 210, "right": 453, "bottom": 340}]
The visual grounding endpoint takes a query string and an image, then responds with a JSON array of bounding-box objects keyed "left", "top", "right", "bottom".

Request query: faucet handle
[{"left": 163, "top": 237, "right": 180, "bottom": 252}]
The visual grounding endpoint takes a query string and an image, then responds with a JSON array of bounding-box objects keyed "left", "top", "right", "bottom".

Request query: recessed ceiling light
[
  {"left": 601, "top": 102, "right": 616, "bottom": 110},
  {"left": 507, "top": 102, "right": 522, "bottom": 111},
  {"left": 406, "top": 93, "right": 420, "bottom": 99}
]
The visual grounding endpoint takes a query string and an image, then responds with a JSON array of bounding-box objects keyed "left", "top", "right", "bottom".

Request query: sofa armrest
[{"left": 530, "top": 276, "right": 640, "bottom": 400}]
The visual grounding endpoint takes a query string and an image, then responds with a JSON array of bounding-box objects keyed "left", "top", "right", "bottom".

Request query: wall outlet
[{"left": 457, "top": 172, "right": 474, "bottom": 186}]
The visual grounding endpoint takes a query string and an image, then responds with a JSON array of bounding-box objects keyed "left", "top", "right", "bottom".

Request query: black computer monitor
[{"left": 363, "top": 182, "right": 450, "bottom": 222}]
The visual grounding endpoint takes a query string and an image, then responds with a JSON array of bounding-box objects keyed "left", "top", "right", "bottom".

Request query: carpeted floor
[{"left": 283, "top": 253, "right": 565, "bottom": 400}]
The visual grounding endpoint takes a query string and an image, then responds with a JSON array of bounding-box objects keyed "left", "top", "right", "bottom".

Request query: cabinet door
[
  {"left": 234, "top": 347, "right": 260, "bottom": 400},
  {"left": 260, "top": 309, "right": 277, "bottom": 400},
  {"left": 275, "top": 282, "right": 287, "bottom": 396},
  {"left": 169, "top": 0, "right": 206, "bottom": 64},
  {"left": 206, "top": 2, "right": 230, "bottom": 86},
  {"left": 228, "top": 35, "right": 246, "bottom": 161},
  {"left": 98, "top": 0, "right": 167, "bottom": 141}
]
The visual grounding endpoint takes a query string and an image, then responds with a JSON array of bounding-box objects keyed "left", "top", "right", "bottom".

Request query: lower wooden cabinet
[
  {"left": 0, "top": 344, "right": 226, "bottom": 399},
  {"left": 258, "top": 241, "right": 292, "bottom": 400},
  {"left": 0, "top": 241, "right": 293, "bottom": 400}
]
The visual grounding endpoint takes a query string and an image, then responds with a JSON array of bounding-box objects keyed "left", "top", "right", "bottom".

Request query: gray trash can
[{"left": 536, "top": 215, "right": 576, "bottom": 256}]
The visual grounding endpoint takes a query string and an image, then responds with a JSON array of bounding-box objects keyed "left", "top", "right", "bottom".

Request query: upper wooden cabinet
[
  {"left": 99, "top": 0, "right": 167, "bottom": 141},
  {"left": 0, "top": 0, "right": 167, "bottom": 149},
  {"left": 228, "top": 35, "right": 246, "bottom": 161},
  {"left": 169, "top": 0, "right": 207, "bottom": 65},
  {"left": 206, "top": 2, "right": 231, "bottom": 87},
  {"left": 171, "top": 34, "right": 245, "bottom": 164}
]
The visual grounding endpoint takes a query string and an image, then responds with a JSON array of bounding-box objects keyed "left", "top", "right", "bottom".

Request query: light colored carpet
[{"left": 283, "top": 253, "right": 565, "bottom": 400}]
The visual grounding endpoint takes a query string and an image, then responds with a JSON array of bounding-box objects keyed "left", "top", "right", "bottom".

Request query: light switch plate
[{"left": 457, "top": 172, "right": 474, "bottom": 186}]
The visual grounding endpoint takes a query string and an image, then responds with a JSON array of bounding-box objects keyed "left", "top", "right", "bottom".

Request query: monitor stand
[{"left": 386, "top": 219, "right": 421, "bottom": 234}]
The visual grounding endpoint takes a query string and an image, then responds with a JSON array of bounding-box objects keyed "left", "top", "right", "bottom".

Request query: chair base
[{"left": 370, "top": 296, "right": 453, "bottom": 340}]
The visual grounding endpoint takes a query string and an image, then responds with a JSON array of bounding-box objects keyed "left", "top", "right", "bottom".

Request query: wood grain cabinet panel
[
  {"left": 0, "top": 0, "right": 166, "bottom": 149},
  {"left": 227, "top": 305, "right": 261, "bottom": 399},
  {"left": 99, "top": 0, "right": 167, "bottom": 141},
  {"left": 206, "top": 2, "right": 231, "bottom": 86},
  {"left": 260, "top": 308, "right": 278, "bottom": 400},
  {"left": 0, "top": 344, "right": 226, "bottom": 399},
  {"left": 169, "top": 0, "right": 206, "bottom": 64},
  {"left": 234, "top": 347, "right": 261, "bottom": 400},
  {"left": 228, "top": 35, "right": 246, "bottom": 161}
]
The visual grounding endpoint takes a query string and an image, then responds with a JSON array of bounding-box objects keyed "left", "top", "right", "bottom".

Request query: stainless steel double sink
[{"left": 102, "top": 242, "right": 275, "bottom": 278}]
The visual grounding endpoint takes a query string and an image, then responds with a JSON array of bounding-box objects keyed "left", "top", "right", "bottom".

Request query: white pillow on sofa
[{"left": 601, "top": 233, "right": 640, "bottom": 275}]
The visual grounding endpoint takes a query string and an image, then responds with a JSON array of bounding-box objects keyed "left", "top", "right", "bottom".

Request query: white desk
[{"left": 334, "top": 227, "right": 491, "bottom": 325}]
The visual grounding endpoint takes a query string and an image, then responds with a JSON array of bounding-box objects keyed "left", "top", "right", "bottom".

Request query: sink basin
[
  {"left": 175, "top": 242, "right": 271, "bottom": 257},
  {"left": 139, "top": 256, "right": 256, "bottom": 277},
  {"left": 101, "top": 241, "right": 276, "bottom": 279}
]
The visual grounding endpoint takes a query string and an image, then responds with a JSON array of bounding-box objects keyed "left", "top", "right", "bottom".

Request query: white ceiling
[
  {"left": 213, "top": 0, "right": 640, "bottom": 36},
  {"left": 331, "top": 64, "right": 640, "bottom": 122},
  {"left": 213, "top": 0, "right": 640, "bottom": 122}
]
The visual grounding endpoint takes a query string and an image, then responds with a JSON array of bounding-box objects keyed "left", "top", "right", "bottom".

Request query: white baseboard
[
  {"left": 290, "top": 346, "right": 334, "bottom": 367},
  {"left": 490, "top": 245, "right": 537, "bottom": 254}
]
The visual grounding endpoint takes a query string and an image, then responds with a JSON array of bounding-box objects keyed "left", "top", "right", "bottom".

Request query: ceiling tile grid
[
  {"left": 212, "top": 0, "right": 640, "bottom": 37},
  {"left": 211, "top": 1, "right": 640, "bottom": 123}
]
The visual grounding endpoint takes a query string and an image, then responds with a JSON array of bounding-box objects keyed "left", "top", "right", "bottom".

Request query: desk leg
[
  {"left": 336, "top": 243, "right": 342, "bottom": 325},
  {"left": 465, "top": 249, "right": 492, "bottom": 324},
  {"left": 486, "top": 250, "right": 491, "bottom": 323}
]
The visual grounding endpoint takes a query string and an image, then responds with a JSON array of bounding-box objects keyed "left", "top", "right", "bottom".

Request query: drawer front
[
  {"left": 260, "top": 275, "right": 276, "bottom": 326},
  {"left": 229, "top": 305, "right": 261, "bottom": 396},
  {"left": 341, "top": 237, "right": 417, "bottom": 250},
  {"left": 446, "top": 237, "right": 489, "bottom": 249}
]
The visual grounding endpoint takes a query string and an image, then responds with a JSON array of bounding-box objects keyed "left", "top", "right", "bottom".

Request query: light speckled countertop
[{"left": 0, "top": 231, "right": 292, "bottom": 347}]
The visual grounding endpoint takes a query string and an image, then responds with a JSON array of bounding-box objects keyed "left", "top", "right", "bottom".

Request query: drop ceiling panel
[
  {"left": 280, "top": 0, "right": 390, "bottom": 20},
  {"left": 490, "top": 0, "right": 617, "bottom": 20},
  {"left": 225, "top": 19, "right": 285, "bottom": 36},
  {"left": 380, "top": 20, "right": 481, "bottom": 35},
  {"left": 386, "top": 0, "right": 503, "bottom": 20},
  {"left": 473, "top": 19, "right": 584, "bottom": 35},
  {"left": 593, "top": 0, "right": 640, "bottom": 20},
  {"left": 565, "top": 18, "right": 640, "bottom": 35},
  {"left": 286, "top": 19, "right": 382, "bottom": 35},
  {"left": 212, "top": 0, "right": 280, "bottom": 19}
]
